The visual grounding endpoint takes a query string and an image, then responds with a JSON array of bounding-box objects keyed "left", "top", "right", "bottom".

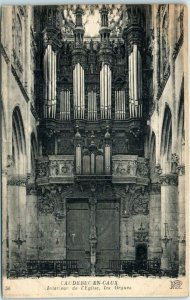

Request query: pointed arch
[
  {"left": 161, "top": 104, "right": 172, "bottom": 160},
  {"left": 1, "top": 99, "right": 7, "bottom": 142},
  {"left": 31, "top": 132, "right": 38, "bottom": 176},
  {"left": 177, "top": 77, "right": 185, "bottom": 163},
  {"left": 177, "top": 77, "right": 184, "bottom": 141},
  {"left": 150, "top": 131, "right": 156, "bottom": 177},
  {"left": 150, "top": 131, "right": 156, "bottom": 163},
  {"left": 12, "top": 106, "right": 26, "bottom": 174}
]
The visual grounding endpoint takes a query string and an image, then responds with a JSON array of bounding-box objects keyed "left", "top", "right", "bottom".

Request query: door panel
[
  {"left": 66, "top": 199, "right": 90, "bottom": 275},
  {"left": 96, "top": 201, "right": 120, "bottom": 275}
]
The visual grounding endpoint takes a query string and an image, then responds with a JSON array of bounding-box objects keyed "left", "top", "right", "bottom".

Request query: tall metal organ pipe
[
  {"left": 88, "top": 91, "right": 97, "bottom": 120},
  {"left": 128, "top": 44, "right": 142, "bottom": 118},
  {"left": 43, "top": 44, "right": 57, "bottom": 118},
  {"left": 60, "top": 90, "right": 70, "bottom": 120},
  {"left": 73, "top": 63, "right": 85, "bottom": 119},
  {"left": 100, "top": 64, "right": 112, "bottom": 119},
  {"left": 115, "top": 90, "right": 125, "bottom": 120}
]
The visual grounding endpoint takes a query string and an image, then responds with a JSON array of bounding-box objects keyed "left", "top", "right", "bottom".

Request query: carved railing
[
  {"left": 26, "top": 260, "right": 78, "bottom": 277},
  {"left": 112, "top": 155, "right": 149, "bottom": 184},
  {"left": 36, "top": 155, "right": 74, "bottom": 184},
  {"left": 109, "top": 259, "right": 161, "bottom": 275},
  {"left": 36, "top": 155, "right": 149, "bottom": 184}
]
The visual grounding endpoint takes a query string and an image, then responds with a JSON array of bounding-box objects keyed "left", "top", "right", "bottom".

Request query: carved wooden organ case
[{"left": 35, "top": 5, "right": 152, "bottom": 170}]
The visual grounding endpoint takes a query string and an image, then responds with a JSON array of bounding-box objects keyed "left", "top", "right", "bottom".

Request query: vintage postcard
[{"left": 1, "top": 4, "right": 189, "bottom": 298}]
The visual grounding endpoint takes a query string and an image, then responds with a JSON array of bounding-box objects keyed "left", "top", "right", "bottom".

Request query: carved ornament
[
  {"left": 114, "top": 184, "right": 149, "bottom": 217},
  {"left": 134, "top": 223, "right": 149, "bottom": 243},
  {"left": 159, "top": 174, "right": 178, "bottom": 186},
  {"left": 7, "top": 175, "right": 27, "bottom": 186}
]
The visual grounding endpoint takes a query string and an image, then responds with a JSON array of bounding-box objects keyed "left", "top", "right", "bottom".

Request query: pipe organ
[
  {"left": 73, "top": 63, "right": 85, "bottom": 119},
  {"left": 74, "top": 127, "right": 111, "bottom": 176},
  {"left": 43, "top": 44, "right": 57, "bottom": 118},
  {"left": 42, "top": 7, "right": 145, "bottom": 123},
  {"left": 60, "top": 90, "right": 70, "bottom": 120},
  {"left": 41, "top": 6, "right": 146, "bottom": 170},
  {"left": 128, "top": 44, "right": 142, "bottom": 118},
  {"left": 115, "top": 90, "right": 126, "bottom": 120},
  {"left": 88, "top": 91, "right": 97, "bottom": 120},
  {"left": 100, "top": 64, "right": 112, "bottom": 119}
]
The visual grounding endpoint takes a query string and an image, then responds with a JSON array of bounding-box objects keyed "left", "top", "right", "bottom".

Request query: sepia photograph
[{"left": 1, "top": 3, "right": 188, "bottom": 297}]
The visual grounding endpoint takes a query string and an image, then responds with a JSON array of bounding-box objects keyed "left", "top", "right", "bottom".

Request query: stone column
[
  {"left": 177, "top": 165, "right": 185, "bottom": 275},
  {"left": 148, "top": 183, "right": 161, "bottom": 259},
  {"left": 160, "top": 174, "right": 178, "bottom": 272},
  {"left": 26, "top": 183, "right": 38, "bottom": 260}
]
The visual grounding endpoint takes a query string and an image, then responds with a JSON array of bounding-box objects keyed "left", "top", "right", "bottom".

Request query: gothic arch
[
  {"left": 1, "top": 100, "right": 7, "bottom": 142},
  {"left": 161, "top": 104, "right": 172, "bottom": 156},
  {"left": 177, "top": 77, "right": 184, "bottom": 162},
  {"left": 150, "top": 131, "right": 156, "bottom": 178},
  {"left": 12, "top": 106, "right": 26, "bottom": 174},
  {"left": 161, "top": 104, "right": 172, "bottom": 171},
  {"left": 150, "top": 131, "right": 156, "bottom": 163},
  {"left": 1, "top": 99, "right": 8, "bottom": 170},
  {"left": 31, "top": 132, "right": 38, "bottom": 177}
]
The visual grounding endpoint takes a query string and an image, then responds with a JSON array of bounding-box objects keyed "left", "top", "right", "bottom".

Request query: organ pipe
[
  {"left": 115, "top": 90, "right": 125, "bottom": 120},
  {"left": 73, "top": 63, "right": 85, "bottom": 119},
  {"left": 54, "top": 52, "right": 57, "bottom": 118},
  {"left": 128, "top": 44, "right": 142, "bottom": 118},
  {"left": 76, "top": 146, "right": 81, "bottom": 174},
  {"left": 105, "top": 145, "right": 110, "bottom": 175},
  {"left": 100, "top": 64, "right": 112, "bottom": 119},
  {"left": 60, "top": 90, "right": 70, "bottom": 120},
  {"left": 88, "top": 91, "right": 97, "bottom": 120},
  {"left": 43, "top": 44, "right": 57, "bottom": 118}
]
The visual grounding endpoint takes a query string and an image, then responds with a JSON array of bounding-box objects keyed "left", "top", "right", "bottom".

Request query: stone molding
[
  {"left": 7, "top": 175, "right": 27, "bottom": 186},
  {"left": 159, "top": 174, "right": 178, "bottom": 186}
]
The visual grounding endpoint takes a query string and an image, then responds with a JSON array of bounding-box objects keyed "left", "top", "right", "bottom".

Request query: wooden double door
[{"left": 66, "top": 199, "right": 120, "bottom": 275}]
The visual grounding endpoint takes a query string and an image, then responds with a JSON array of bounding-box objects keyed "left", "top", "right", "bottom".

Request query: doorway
[
  {"left": 96, "top": 200, "right": 120, "bottom": 275},
  {"left": 135, "top": 243, "right": 148, "bottom": 261},
  {"left": 66, "top": 199, "right": 90, "bottom": 275}
]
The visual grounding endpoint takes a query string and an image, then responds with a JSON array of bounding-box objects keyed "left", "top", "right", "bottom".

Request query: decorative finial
[
  {"left": 75, "top": 125, "right": 81, "bottom": 139},
  {"left": 105, "top": 125, "right": 110, "bottom": 139}
]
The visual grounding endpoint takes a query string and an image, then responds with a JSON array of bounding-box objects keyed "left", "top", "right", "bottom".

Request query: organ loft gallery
[{"left": 1, "top": 4, "right": 187, "bottom": 277}]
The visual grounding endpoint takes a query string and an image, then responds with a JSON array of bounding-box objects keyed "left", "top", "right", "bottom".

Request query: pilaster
[{"left": 160, "top": 173, "right": 178, "bottom": 274}]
